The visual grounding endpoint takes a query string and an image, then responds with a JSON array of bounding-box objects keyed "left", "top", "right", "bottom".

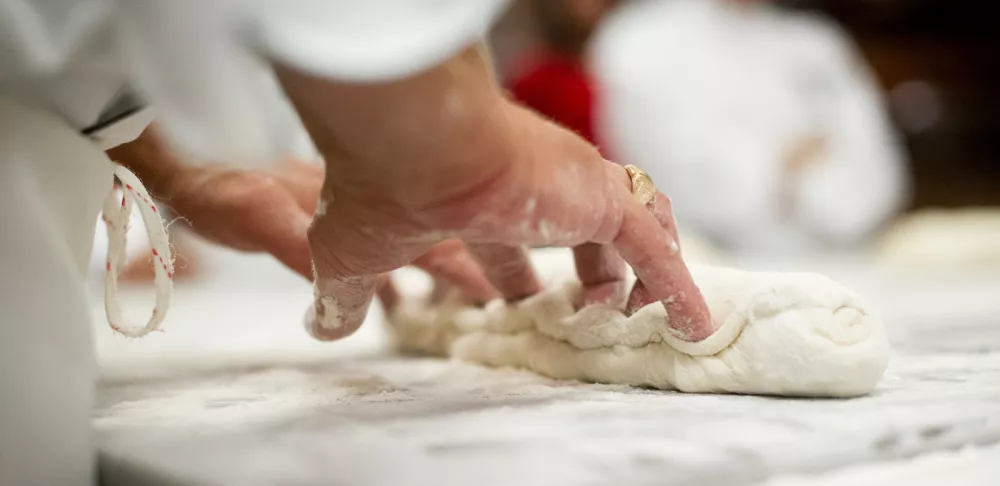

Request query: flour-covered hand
[{"left": 276, "top": 44, "right": 714, "bottom": 343}]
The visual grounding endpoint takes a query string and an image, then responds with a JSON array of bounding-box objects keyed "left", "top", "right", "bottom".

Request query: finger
[
  {"left": 256, "top": 207, "right": 315, "bottom": 280},
  {"left": 625, "top": 279, "right": 652, "bottom": 316},
  {"left": 428, "top": 276, "right": 453, "bottom": 304},
  {"left": 625, "top": 277, "right": 712, "bottom": 343},
  {"left": 281, "top": 161, "right": 325, "bottom": 214},
  {"left": 375, "top": 273, "right": 400, "bottom": 314},
  {"left": 261, "top": 161, "right": 324, "bottom": 215},
  {"left": 646, "top": 192, "right": 681, "bottom": 247},
  {"left": 305, "top": 209, "right": 409, "bottom": 341},
  {"left": 305, "top": 272, "right": 378, "bottom": 341},
  {"left": 608, "top": 166, "right": 715, "bottom": 342},
  {"left": 466, "top": 243, "right": 542, "bottom": 302},
  {"left": 411, "top": 240, "right": 500, "bottom": 304},
  {"left": 573, "top": 243, "right": 626, "bottom": 307}
]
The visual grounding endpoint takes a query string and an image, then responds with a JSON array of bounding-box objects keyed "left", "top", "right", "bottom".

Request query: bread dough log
[{"left": 390, "top": 263, "right": 890, "bottom": 398}]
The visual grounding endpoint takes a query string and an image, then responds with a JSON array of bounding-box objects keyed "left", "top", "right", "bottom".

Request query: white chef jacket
[
  {"left": 1, "top": 0, "right": 510, "bottom": 159},
  {"left": 592, "top": 0, "right": 909, "bottom": 254}
]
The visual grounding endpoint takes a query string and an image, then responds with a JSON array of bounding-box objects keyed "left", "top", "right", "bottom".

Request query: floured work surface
[{"left": 94, "top": 250, "right": 1000, "bottom": 486}]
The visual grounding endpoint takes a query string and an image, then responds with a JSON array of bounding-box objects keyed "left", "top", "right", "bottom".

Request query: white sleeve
[
  {"left": 0, "top": 0, "right": 135, "bottom": 133},
  {"left": 1, "top": 0, "right": 509, "bottom": 161},
  {"left": 0, "top": 0, "right": 110, "bottom": 77},
  {"left": 253, "top": 0, "right": 511, "bottom": 82},
  {"left": 111, "top": 0, "right": 510, "bottom": 163}
]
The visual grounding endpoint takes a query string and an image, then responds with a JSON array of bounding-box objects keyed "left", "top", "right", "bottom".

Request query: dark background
[{"left": 788, "top": 0, "right": 999, "bottom": 209}]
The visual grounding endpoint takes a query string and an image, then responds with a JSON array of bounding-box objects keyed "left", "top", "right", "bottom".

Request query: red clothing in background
[{"left": 508, "top": 51, "right": 601, "bottom": 151}]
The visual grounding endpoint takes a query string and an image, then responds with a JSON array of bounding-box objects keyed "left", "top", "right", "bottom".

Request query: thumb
[
  {"left": 304, "top": 207, "right": 433, "bottom": 341},
  {"left": 305, "top": 271, "right": 379, "bottom": 341}
]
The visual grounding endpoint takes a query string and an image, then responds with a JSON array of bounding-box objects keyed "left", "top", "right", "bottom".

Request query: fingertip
[
  {"left": 305, "top": 275, "right": 377, "bottom": 341},
  {"left": 626, "top": 279, "right": 715, "bottom": 342},
  {"left": 303, "top": 296, "right": 365, "bottom": 341},
  {"left": 661, "top": 289, "right": 715, "bottom": 342}
]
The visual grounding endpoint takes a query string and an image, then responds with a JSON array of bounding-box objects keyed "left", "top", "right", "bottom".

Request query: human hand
[
  {"left": 109, "top": 128, "right": 325, "bottom": 278},
  {"left": 275, "top": 45, "right": 714, "bottom": 343},
  {"left": 160, "top": 158, "right": 324, "bottom": 278}
]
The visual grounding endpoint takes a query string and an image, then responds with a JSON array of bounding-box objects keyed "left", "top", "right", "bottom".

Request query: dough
[
  {"left": 389, "top": 252, "right": 890, "bottom": 398},
  {"left": 877, "top": 208, "right": 1000, "bottom": 273}
]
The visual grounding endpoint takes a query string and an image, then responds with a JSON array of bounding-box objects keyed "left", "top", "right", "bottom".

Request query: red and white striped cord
[{"left": 101, "top": 164, "right": 173, "bottom": 338}]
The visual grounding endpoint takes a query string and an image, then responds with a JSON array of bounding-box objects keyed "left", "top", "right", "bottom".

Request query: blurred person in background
[
  {"left": 0, "top": 2, "right": 712, "bottom": 485},
  {"left": 507, "top": 0, "right": 618, "bottom": 150},
  {"left": 592, "top": 0, "right": 910, "bottom": 254}
]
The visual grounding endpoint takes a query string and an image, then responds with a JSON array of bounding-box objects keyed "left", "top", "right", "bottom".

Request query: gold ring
[{"left": 623, "top": 165, "right": 656, "bottom": 206}]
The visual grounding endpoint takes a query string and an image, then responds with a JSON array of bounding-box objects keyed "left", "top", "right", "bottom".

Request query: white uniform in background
[
  {"left": 0, "top": 1, "right": 508, "bottom": 484},
  {"left": 592, "top": 0, "right": 909, "bottom": 254}
]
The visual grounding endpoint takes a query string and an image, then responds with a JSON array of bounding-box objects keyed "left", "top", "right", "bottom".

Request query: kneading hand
[{"left": 275, "top": 45, "right": 715, "bottom": 343}]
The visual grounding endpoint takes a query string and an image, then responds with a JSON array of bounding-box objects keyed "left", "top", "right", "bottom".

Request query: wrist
[{"left": 106, "top": 125, "right": 188, "bottom": 200}]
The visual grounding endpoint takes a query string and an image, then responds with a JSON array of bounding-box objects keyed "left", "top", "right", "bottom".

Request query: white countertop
[{"left": 92, "top": 246, "right": 1000, "bottom": 486}]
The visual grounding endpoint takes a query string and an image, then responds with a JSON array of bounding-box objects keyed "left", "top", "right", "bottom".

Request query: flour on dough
[{"left": 388, "top": 250, "right": 890, "bottom": 398}]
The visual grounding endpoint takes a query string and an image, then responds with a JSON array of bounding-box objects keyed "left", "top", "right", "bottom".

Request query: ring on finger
[{"left": 623, "top": 164, "right": 657, "bottom": 206}]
